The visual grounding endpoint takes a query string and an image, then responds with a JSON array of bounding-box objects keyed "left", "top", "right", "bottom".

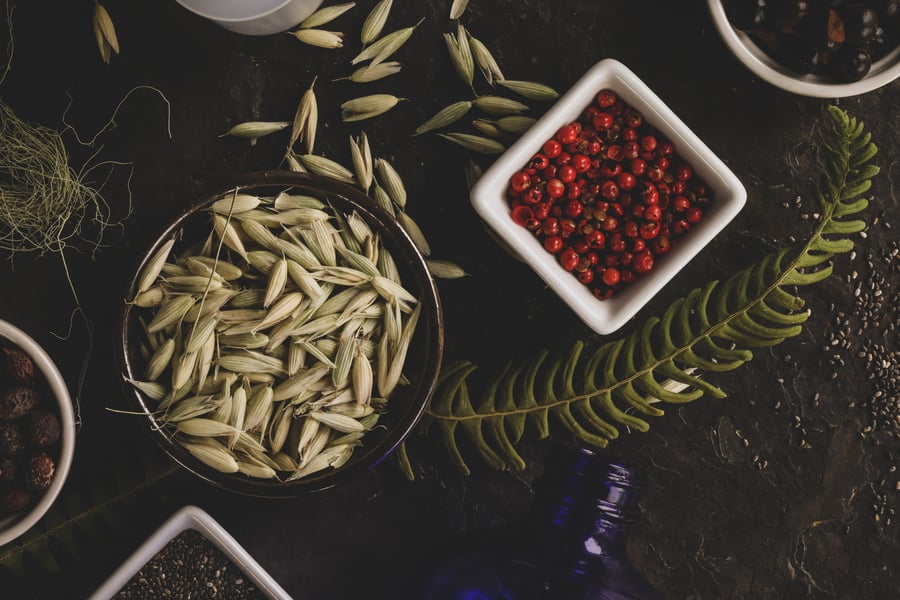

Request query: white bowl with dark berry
[
  {"left": 470, "top": 59, "right": 746, "bottom": 335},
  {"left": 0, "top": 320, "right": 75, "bottom": 546},
  {"left": 710, "top": 0, "right": 900, "bottom": 97}
]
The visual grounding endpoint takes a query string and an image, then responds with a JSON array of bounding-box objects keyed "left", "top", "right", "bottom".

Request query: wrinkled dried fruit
[
  {"left": 0, "top": 483, "right": 31, "bottom": 514},
  {"left": 0, "top": 421, "right": 25, "bottom": 456},
  {"left": 1, "top": 347, "right": 34, "bottom": 385},
  {"left": 25, "top": 453, "right": 54, "bottom": 490},
  {"left": 0, "top": 386, "right": 40, "bottom": 420},
  {"left": 26, "top": 410, "right": 60, "bottom": 448},
  {"left": 0, "top": 456, "right": 16, "bottom": 483}
]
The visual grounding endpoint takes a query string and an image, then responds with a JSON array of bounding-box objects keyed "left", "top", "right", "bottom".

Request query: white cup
[{"left": 175, "top": 0, "right": 325, "bottom": 35}]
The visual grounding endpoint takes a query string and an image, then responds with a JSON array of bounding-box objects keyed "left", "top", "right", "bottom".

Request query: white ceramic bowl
[
  {"left": 0, "top": 320, "right": 76, "bottom": 546},
  {"left": 89, "top": 505, "right": 291, "bottom": 600},
  {"left": 707, "top": 0, "right": 900, "bottom": 98},
  {"left": 175, "top": 0, "right": 324, "bottom": 35},
  {"left": 470, "top": 58, "right": 746, "bottom": 336}
]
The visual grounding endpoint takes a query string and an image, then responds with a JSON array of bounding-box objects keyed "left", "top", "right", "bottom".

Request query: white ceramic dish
[
  {"left": 0, "top": 320, "right": 75, "bottom": 546},
  {"left": 470, "top": 58, "right": 746, "bottom": 336},
  {"left": 707, "top": 0, "right": 900, "bottom": 98},
  {"left": 175, "top": 0, "right": 324, "bottom": 35},
  {"left": 89, "top": 505, "right": 292, "bottom": 600}
]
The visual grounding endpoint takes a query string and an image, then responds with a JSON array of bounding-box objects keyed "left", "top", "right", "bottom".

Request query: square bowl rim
[
  {"left": 88, "top": 504, "right": 292, "bottom": 600},
  {"left": 470, "top": 58, "right": 747, "bottom": 335}
]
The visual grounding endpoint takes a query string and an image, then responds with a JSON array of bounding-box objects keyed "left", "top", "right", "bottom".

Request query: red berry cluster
[{"left": 506, "top": 89, "right": 714, "bottom": 300}]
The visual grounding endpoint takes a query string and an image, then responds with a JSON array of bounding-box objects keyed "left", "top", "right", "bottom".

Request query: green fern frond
[{"left": 421, "top": 106, "right": 878, "bottom": 474}]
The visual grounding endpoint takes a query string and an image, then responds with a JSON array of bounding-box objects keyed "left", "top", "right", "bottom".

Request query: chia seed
[{"left": 114, "top": 529, "right": 267, "bottom": 600}]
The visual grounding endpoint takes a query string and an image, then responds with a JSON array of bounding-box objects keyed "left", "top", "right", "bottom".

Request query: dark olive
[
  {"left": 832, "top": 46, "right": 874, "bottom": 79},
  {"left": 774, "top": 32, "right": 822, "bottom": 72},
  {"left": 725, "top": 0, "right": 773, "bottom": 31},
  {"left": 775, "top": 0, "right": 813, "bottom": 29},
  {"left": 839, "top": 3, "right": 880, "bottom": 46},
  {"left": 869, "top": 25, "right": 893, "bottom": 59}
]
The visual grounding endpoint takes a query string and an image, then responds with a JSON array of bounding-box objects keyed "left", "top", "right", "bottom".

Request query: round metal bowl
[{"left": 116, "top": 171, "right": 443, "bottom": 497}]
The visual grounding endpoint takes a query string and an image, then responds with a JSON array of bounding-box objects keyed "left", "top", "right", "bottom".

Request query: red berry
[
  {"left": 533, "top": 201, "right": 551, "bottom": 220},
  {"left": 577, "top": 269, "right": 594, "bottom": 285},
  {"left": 596, "top": 89, "right": 617, "bottom": 108},
  {"left": 586, "top": 230, "right": 605, "bottom": 248},
  {"left": 524, "top": 187, "right": 543, "bottom": 204},
  {"left": 643, "top": 205, "right": 662, "bottom": 222},
  {"left": 634, "top": 251, "right": 654, "bottom": 274},
  {"left": 641, "top": 135, "right": 657, "bottom": 152},
  {"left": 511, "top": 206, "right": 533, "bottom": 226},
  {"left": 543, "top": 139, "right": 562, "bottom": 158},
  {"left": 559, "top": 247, "right": 579, "bottom": 271},
  {"left": 672, "top": 195, "right": 690, "bottom": 212},
  {"left": 686, "top": 206, "right": 703, "bottom": 224},
  {"left": 530, "top": 154, "right": 549, "bottom": 170},
  {"left": 544, "top": 236, "right": 564, "bottom": 254},
  {"left": 600, "top": 180, "right": 619, "bottom": 200},
  {"left": 511, "top": 171, "right": 531, "bottom": 192},
  {"left": 571, "top": 154, "right": 591, "bottom": 173},
  {"left": 546, "top": 179, "right": 566, "bottom": 199},
  {"left": 557, "top": 124, "right": 578, "bottom": 145},
  {"left": 559, "top": 165, "right": 578, "bottom": 183},
  {"left": 629, "top": 158, "right": 647, "bottom": 177},
  {"left": 675, "top": 164, "right": 693, "bottom": 181},
  {"left": 616, "top": 172, "right": 636, "bottom": 190},
  {"left": 593, "top": 112, "right": 614, "bottom": 130},
  {"left": 564, "top": 200, "right": 584, "bottom": 219},
  {"left": 542, "top": 217, "right": 560, "bottom": 236},
  {"left": 602, "top": 267, "right": 621, "bottom": 286}
]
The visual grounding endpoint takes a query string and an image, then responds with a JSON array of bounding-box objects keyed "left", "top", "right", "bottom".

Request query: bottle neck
[{"left": 534, "top": 444, "right": 643, "bottom": 560}]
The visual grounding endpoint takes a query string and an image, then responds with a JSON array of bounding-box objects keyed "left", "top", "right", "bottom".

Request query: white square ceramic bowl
[
  {"left": 89, "top": 505, "right": 291, "bottom": 600},
  {"left": 470, "top": 58, "right": 747, "bottom": 335}
]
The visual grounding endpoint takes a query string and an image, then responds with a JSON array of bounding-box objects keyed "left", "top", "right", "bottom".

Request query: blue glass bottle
[{"left": 423, "top": 443, "right": 660, "bottom": 600}]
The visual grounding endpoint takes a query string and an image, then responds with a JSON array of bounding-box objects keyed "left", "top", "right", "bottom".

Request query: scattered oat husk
[
  {"left": 350, "top": 18, "right": 423, "bottom": 65},
  {"left": 414, "top": 100, "right": 472, "bottom": 136},
  {"left": 361, "top": 0, "right": 393, "bottom": 46},
  {"left": 337, "top": 61, "right": 403, "bottom": 83},
  {"left": 438, "top": 132, "right": 506, "bottom": 154},
  {"left": 299, "top": 2, "right": 356, "bottom": 29},
  {"left": 444, "top": 24, "right": 474, "bottom": 87},
  {"left": 468, "top": 33, "right": 504, "bottom": 84},
  {"left": 449, "top": 0, "right": 470, "bottom": 20},
  {"left": 289, "top": 29, "right": 344, "bottom": 49},
  {"left": 341, "top": 94, "right": 406, "bottom": 123},
  {"left": 472, "top": 95, "right": 529, "bottom": 116},
  {"left": 426, "top": 259, "right": 469, "bottom": 279},
  {"left": 496, "top": 79, "right": 560, "bottom": 101},
  {"left": 221, "top": 121, "right": 290, "bottom": 145},
  {"left": 93, "top": 2, "right": 120, "bottom": 64}
]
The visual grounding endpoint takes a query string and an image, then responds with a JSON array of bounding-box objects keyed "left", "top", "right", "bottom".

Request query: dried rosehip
[
  {"left": 0, "top": 421, "right": 25, "bottom": 456},
  {"left": 0, "top": 386, "right": 40, "bottom": 420},
  {"left": 1, "top": 347, "right": 34, "bottom": 386},
  {"left": 26, "top": 410, "right": 61, "bottom": 448},
  {"left": 0, "top": 483, "right": 32, "bottom": 514},
  {"left": 25, "top": 453, "right": 55, "bottom": 491},
  {"left": 0, "top": 456, "right": 16, "bottom": 483}
]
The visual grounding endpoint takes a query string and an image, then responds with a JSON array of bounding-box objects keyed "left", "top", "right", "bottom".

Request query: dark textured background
[{"left": 0, "top": 0, "right": 897, "bottom": 598}]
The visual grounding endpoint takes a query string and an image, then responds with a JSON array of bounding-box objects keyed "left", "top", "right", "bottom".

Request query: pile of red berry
[{"left": 505, "top": 89, "right": 714, "bottom": 300}]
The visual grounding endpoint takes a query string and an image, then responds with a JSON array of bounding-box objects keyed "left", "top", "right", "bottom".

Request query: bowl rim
[
  {"left": 0, "top": 319, "right": 76, "bottom": 546},
  {"left": 707, "top": 0, "right": 900, "bottom": 98},
  {"left": 470, "top": 58, "right": 746, "bottom": 335},
  {"left": 116, "top": 170, "right": 444, "bottom": 497},
  {"left": 88, "top": 505, "right": 291, "bottom": 600}
]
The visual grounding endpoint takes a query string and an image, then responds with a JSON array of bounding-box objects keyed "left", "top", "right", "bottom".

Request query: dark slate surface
[{"left": 0, "top": 1, "right": 898, "bottom": 598}]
